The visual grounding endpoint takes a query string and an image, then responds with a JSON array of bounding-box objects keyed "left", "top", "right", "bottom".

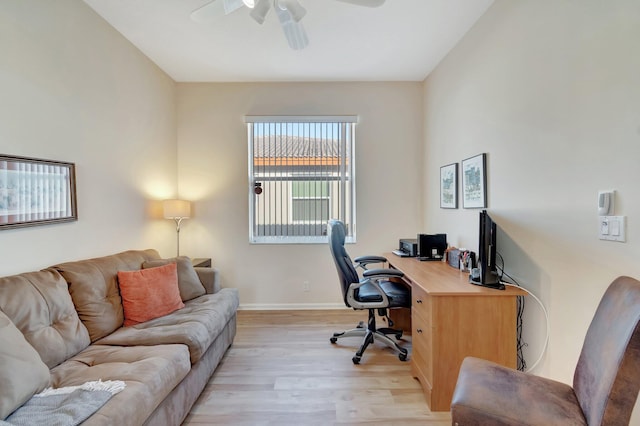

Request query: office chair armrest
[
  {"left": 354, "top": 255, "right": 387, "bottom": 265},
  {"left": 349, "top": 269, "right": 404, "bottom": 309},
  {"left": 354, "top": 255, "right": 388, "bottom": 270},
  {"left": 362, "top": 268, "right": 404, "bottom": 280},
  {"left": 347, "top": 279, "right": 390, "bottom": 309}
]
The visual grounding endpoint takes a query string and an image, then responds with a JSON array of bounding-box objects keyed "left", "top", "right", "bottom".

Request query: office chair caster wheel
[
  {"left": 330, "top": 337, "right": 338, "bottom": 344},
  {"left": 395, "top": 332, "right": 403, "bottom": 340},
  {"left": 398, "top": 352, "right": 407, "bottom": 362},
  {"left": 352, "top": 356, "right": 361, "bottom": 364}
]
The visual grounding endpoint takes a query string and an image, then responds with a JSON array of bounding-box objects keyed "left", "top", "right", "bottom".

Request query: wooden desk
[{"left": 384, "top": 253, "right": 526, "bottom": 412}]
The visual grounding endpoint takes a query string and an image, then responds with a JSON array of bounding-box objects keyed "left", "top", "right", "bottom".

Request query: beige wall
[
  {"left": 176, "top": 83, "right": 424, "bottom": 307},
  {"left": 0, "top": 0, "right": 178, "bottom": 275},
  {"left": 4, "top": 0, "right": 638, "bottom": 417},
  {"left": 423, "top": 0, "right": 640, "bottom": 418}
]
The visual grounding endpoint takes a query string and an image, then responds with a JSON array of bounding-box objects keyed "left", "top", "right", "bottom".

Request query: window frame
[{"left": 246, "top": 115, "right": 357, "bottom": 244}]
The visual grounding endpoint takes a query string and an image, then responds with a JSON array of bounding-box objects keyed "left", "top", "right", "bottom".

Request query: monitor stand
[{"left": 469, "top": 269, "right": 505, "bottom": 290}]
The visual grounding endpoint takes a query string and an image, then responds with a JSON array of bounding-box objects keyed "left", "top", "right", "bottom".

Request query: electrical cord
[
  {"left": 516, "top": 296, "right": 526, "bottom": 370},
  {"left": 496, "top": 253, "right": 550, "bottom": 373},
  {"left": 502, "top": 282, "right": 550, "bottom": 373},
  {"left": 496, "top": 252, "right": 505, "bottom": 282},
  {"left": 496, "top": 253, "right": 525, "bottom": 370}
]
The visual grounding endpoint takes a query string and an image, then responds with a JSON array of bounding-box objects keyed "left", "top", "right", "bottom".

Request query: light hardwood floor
[{"left": 182, "top": 310, "right": 452, "bottom": 425}]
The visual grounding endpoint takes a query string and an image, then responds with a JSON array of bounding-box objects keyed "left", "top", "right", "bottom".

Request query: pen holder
[{"left": 459, "top": 250, "right": 475, "bottom": 272}]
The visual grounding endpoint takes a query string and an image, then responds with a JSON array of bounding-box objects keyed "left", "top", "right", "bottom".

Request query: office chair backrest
[
  {"left": 327, "top": 219, "right": 359, "bottom": 308},
  {"left": 573, "top": 276, "right": 640, "bottom": 426}
]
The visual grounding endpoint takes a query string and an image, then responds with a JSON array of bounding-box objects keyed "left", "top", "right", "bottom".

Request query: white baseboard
[{"left": 238, "top": 303, "right": 347, "bottom": 311}]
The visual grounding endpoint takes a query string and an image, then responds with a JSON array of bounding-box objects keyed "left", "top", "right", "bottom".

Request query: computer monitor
[
  {"left": 417, "top": 233, "right": 447, "bottom": 261},
  {"left": 469, "top": 210, "right": 504, "bottom": 290}
]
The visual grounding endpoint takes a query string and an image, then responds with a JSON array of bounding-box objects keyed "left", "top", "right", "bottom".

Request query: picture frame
[
  {"left": 440, "top": 163, "right": 458, "bottom": 209},
  {"left": 0, "top": 155, "right": 77, "bottom": 229},
  {"left": 462, "top": 153, "right": 487, "bottom": 209}
]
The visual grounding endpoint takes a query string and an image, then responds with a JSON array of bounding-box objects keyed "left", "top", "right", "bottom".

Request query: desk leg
[
  {"left": 388, "top": 307, "right": 412, "bottom": 335},
  {"left": 387, "top": 276, "right": 412, "bottom": 334}
]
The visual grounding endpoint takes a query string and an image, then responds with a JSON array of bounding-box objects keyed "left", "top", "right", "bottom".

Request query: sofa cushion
[
  {"left": 0, "top": 310, "right": 50, "bottom": 420},
  {"left": 143, "top": 256, "right": 206, "bottom": 301},
  {"left": 0, "top": 269, "right": 90, "bottom": 368},
  {"left": 53, "top": 249, "right": 161, "bottom": 342},
  {"left": 96, "top": 288, "right": 239, "bottom": 364},
  {"left": 117, "top": 263, "right": 184, "bottom": 326},
  {"left": 49, "top": 344, "right": 190, "bottom": 426}
]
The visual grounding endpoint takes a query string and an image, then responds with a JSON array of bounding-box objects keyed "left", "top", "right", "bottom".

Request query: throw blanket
[{"left": 1, "top": 380, "right": 126, "bottom": 426}]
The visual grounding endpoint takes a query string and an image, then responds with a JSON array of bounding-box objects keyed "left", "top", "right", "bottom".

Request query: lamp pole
[
  {"left": 163, "top": 199, "right": 191, "bottom": 257},
  {"left": 174, "top": 217, "right": 185, "bottom": 257}
]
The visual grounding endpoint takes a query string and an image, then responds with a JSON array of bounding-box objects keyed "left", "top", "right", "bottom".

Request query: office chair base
[
  {"left": 330, "top": 327, "right": 408, "bottom": 363},
  {"left": 378, "top": 327, "right": 403, "bottom": 339}
]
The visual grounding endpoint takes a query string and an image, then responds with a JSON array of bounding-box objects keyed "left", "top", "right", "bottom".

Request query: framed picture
[
  {"left": 462, "top": 153, "right": 487, "bottom": 209},
  {"left": 440, "top": 163, "right": 458, "bottom": 209},
  {"left": 0, "top": 155, "right": 77, "bottom": 229}
]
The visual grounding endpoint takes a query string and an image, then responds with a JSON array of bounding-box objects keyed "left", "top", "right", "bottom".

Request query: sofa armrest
[{"left": 195, "top": 267, "right": 221, "bottom": 294}]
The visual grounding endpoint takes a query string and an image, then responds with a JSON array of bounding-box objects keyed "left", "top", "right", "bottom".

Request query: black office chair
[{"left": 327, "top": 219, "right": 411, "bottom": 364}]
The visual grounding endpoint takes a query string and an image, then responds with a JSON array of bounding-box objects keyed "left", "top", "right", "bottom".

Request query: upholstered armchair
[{"left": 450, "top": 276, "right": 640, "bottom": 425}]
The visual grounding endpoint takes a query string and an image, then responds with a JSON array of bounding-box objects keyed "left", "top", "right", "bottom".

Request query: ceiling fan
[{"left": 190, "top": 0, "right": 386, "bottom": 50}]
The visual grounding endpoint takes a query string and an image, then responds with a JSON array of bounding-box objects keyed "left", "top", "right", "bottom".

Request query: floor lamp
[{"left": 163, "top": 199, "right": 191, "bottom": 256}]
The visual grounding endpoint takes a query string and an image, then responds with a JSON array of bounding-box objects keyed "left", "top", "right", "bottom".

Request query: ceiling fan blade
[
  {"left": 250, "top": 0, "right": 271, "bottom": 24},
  {"left": 223, "top": 0, "right": 246, "bottom": 14},
  {"left": 191, "top": 0, "right": 244, "bottom": 23},
  {"left": 334, "top": 0, "right": 385, "bottom": 7},
  {"left": 275, "top": 5, "right": 308, "bottom": 50},
  {"left": 190, "top": 1, "right": 222, "bottom": 22}
]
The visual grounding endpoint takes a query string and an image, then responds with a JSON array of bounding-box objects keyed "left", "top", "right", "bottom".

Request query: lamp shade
[{"left": 163, "top": 199, "right": 191, "bottom": 219}]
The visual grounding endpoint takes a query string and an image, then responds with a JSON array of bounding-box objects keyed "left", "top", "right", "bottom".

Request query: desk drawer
[
  {"left": 411, "top": 347, "right": 433, "bottom": 407},
  {"left": 411, "top": 311, "right": 433, "bottom": 385},
  {"left": 412, "top": 285, "right": 431, "bottom": 319}
]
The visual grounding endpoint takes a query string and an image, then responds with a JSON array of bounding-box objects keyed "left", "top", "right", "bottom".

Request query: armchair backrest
[
  {"left": 573, "top": 276, "right": 640, "bottom": 426},
  {"left": 327, "top": 219, "right": 359, "bottom": 308}
]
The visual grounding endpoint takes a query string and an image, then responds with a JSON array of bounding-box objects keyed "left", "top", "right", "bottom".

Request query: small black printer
[{"left": 394, "top": 238, "right": 418, "bottom": 257}]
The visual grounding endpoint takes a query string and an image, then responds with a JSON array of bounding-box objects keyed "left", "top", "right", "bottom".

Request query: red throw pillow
[{"left": 117, "top": 262, "right": 184, "bottom": 327}]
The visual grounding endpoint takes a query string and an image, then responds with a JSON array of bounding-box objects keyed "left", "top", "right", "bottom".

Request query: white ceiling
[{"left": 83, "top": 0, "right": 494, "bottom": 82}]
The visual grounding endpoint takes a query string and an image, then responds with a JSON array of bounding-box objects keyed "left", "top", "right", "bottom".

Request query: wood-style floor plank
[{"left": 182, "top": 310, "right": 451, "bottom": 425}]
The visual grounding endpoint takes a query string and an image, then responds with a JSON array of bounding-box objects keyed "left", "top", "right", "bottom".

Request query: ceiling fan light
[
  {"left": 242, "top": 0, "right": 255, "bottom": 8},
  {"left": 279, "top": 0, "right": 306, "bottom": 22},
  {"left": 275, "top": 4, "right": 308, "bottom": 50},
  {"left": 249, "top": 0, "right": 271, "bottom": 24}
]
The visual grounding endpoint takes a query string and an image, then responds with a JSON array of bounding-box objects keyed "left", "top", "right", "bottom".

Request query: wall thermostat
[{"left": 598, "top": 190, "right": 614, "bottom": 216}]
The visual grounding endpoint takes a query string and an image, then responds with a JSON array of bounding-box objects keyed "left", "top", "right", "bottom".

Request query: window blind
[{"left": 247, "top": 117, "right": 357, "bottom": 244}]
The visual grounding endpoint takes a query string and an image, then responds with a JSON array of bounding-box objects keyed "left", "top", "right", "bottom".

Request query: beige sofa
[{"left": 0, "top": 249, "right": 239, "bottom": 426}]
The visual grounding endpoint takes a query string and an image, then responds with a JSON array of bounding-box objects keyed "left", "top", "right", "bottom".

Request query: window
[
  {"left": 291, "top": 181, "right": 330, "bottom": 224},
  {"left": 246, "top": 116, "right": 357, "bottom": 244}
]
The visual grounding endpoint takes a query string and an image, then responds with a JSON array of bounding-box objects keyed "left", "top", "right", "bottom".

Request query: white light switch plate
[{"left": 599, "top": 216, "right": 626, "bottom": 242}]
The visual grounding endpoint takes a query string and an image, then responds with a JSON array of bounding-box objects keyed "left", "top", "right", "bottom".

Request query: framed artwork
[
  {"left": 462, "top": 153, "right": 487, "bottom": 209},
  {"left": 440, "top": 163, "right": 458, "bottom": 209},
  {"left": 0, "top": 155, "right": 77, "bottom": 229}
]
